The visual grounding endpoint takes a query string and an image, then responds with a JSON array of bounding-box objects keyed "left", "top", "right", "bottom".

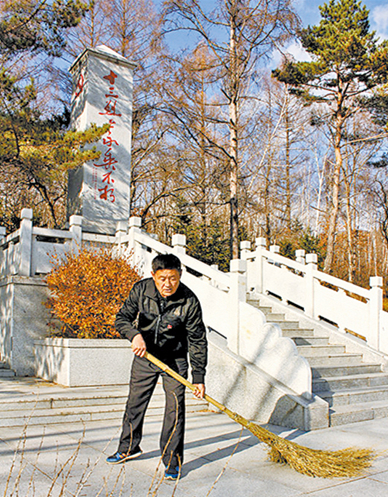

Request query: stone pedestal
[
  {"left": 0, "top": 276, "right": 50, "bottom": 376},
  {"left": 68, "top": 45, "right": 136, "bottom": 234}
]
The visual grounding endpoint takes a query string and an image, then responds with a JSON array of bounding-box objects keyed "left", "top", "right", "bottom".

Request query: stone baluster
[
  {"left": 128, "top": 216, "right": 142, "bottom": 253},
  {"left": 69, "top": 215, "right": 83, "bottom": 253},
  {"left": 229, "top": 259, "right": 247, "bottom": 354},
  {"left": 240, "top": 241, "right": 251, "bottom": 260},
  {"left": 115, "top": 220, "right": 128, "bottom": 238},
  {"left": 254, "top": 237, "right": 266, "bottom": 294},
  {"left": 19, "top": 208, "right": 33, "bottom": 276},
  {"left": 0, "top": 227, "right": 6, "bottom": 277},
  {"left": 370, "top": 276, "right": 383, "bottom": 351},
  {"left": 305, "top": 253, "right": 318, "bottom": 318},
  {"left": 172, "top": 234, "right": 186, "bottom": 255},
  {"left": 295, "top": 249, "right": 306, "bottom": 265}
]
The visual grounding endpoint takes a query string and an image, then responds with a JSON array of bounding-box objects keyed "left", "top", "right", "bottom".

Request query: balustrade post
[
  {"left": 19, "top": 208, "right": 33, "bottom": 276},
  {"left": 172, "top": 234, "right": 186, "bottom": 255},
  {"left": 229, "top": 259, "right": 247, "bottom": 354},
  {"left": 269, "top": 244, "right": 279, "bottom": 254},
  {"left": 369, "top": 276, "right": 383, "bottom": 351},
  {"left": 0, "top": 227, "right": 5, "bottom": 277},
  {"left": 128, "top": 216, "right": 142, "bottom": 252},
  {"left": 254, "top": 237, "right": 266, "bottom": 294},
  {"left": 240, "top": 241, "right": 251, "bottom": 260},
  {"left": 295, "top": 249, "right": 306, "bottom": 265},
  {"left": 69, "top": 215, "right": 83, "bottom": 252},
  {"left": 305, "top": 253, "right": 317, "bottom": 318},
  {"left": 115, "top": 220, "right": 127, "bottom": 238},
  {"left": 114, "top": 221, "right": 128, "bottom": 256}
]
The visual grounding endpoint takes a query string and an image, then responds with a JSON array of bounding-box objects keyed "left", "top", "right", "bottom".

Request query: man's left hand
[{"left": 193, "top": 383, "right": 205, "bottom": 399}]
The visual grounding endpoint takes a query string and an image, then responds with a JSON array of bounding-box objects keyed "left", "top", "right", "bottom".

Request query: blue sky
[
  {"left": 296, "top": 0, "right": 388, "bottom": 38},
  {"left": 158, "top": 1, "right": 388, "bottom": 64},
  {"left": 278, "top": 0, "right": 388, "bottom": 63}
]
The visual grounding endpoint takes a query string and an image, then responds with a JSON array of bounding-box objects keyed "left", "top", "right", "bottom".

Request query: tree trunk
[
  {"left": 284, "top": 99, "right": 291, "bottom": 229},
  {"left": 323, "top": 111, "right": 344, "bottom": 273},
  {"left": 343, "top": 167, "right": 354, "bottom": 282},
  {"left": 229, "top": 9, "right": 239, "bottom": 260}
]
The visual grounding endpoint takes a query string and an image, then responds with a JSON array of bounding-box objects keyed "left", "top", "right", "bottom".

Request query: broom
[{"left": 144, "top": 351, "right": 376, "bottom": 478}]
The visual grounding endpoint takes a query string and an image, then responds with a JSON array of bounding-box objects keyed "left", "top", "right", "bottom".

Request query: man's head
[{"left": 151, "top": 254, "right": 182, "bottom": 298}]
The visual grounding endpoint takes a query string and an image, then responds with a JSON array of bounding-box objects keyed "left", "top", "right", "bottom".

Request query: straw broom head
[
  {"left": 144, "top": 352, "right": 376, "bottom": 478},
  {"left": 243, "top": 416, "right": 376, "bottom": 478}
]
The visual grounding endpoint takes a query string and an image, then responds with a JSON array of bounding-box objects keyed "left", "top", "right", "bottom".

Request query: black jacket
[{"left": 115, "top": 278, "right": 207, "bottom": 383}]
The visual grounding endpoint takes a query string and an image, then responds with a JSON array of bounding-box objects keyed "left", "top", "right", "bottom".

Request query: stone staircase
[
  {"left": 248, "top": 298, "right": 388, "bottom": 427},
  {"left": 0, "top": 379, "right": 208, "bottom": 428}
]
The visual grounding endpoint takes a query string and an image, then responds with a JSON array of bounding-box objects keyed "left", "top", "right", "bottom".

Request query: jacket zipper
[{"left": 155, "top": 314, "right": 161, "bottom": 344}]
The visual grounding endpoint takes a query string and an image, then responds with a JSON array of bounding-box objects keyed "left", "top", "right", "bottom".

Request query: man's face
[{"left": 151, "top": 269, "right": 181, "bottom": 298}]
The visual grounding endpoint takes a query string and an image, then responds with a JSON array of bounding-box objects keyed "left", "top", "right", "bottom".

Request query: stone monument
[{"left": 68, "top": 45, "right": 136, "bottom": 234}]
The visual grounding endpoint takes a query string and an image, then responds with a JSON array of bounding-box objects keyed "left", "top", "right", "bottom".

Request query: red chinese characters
[{"left": 94, "top": 70, "right": 122, "bottom": 202}]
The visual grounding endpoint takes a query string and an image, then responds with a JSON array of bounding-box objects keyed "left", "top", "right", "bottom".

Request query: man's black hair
[{"left": 152, "top": 253, "right": 182, "bottom": 273}]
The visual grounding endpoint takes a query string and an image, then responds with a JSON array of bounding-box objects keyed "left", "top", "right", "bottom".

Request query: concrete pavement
[{"left": 1, "top": 378, "right": 388, "bottom": 496}]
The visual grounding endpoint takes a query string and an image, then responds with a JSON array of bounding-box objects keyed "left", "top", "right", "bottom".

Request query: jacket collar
[{"left": 143, "top": 277, "right": 186, "bottom": 305}]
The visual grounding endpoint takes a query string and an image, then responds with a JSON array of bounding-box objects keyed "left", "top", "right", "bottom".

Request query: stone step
[
  {"left": 0, "top": 399, "right": 208, "bottom": 428},
  {"left": 297, "top": 344, "right": 346, "bottom": 357},
  {"left": 0, "top": 392, "right": 128, "bottom": 412},
  {"left": 246, "top": 299, "right": 262, "bottom": 307},
  {"left": 0, "top": 389, "right": 205, "bottom": 412},
  {"left": 246, "top": 301, "right": 285, "bottom": 321},
  {"left": 269, "top": 320, "right": 300, "bottom": 330},
  {"left": 313, "top": 372, "right": 388, "bottom": 392},
  {"left": 318, "top": 385, "right": 388, "bottom": 407},
  {"left": 0, "top": 382, "right": 208, "bottom": 427},
  {"left": 0, "top": 362, "right": 15, "bottom": 377},
  {"left": 330, "top": 399, "right": 388, "bottom": 427},
  {"left": 247, "top": 303, "right": 273, "bottom": 314},
  {"left": 306, "top": 353, "right": 364, "bottom": 367},
  {"left": 0, "top": 369, "right": 15, "bottom": 378},
  {"left": 312, "top": 363, "right": 382, "bottom": 378},
  {"left": 265, "top": 313, "right": 286, "bottom": 321},
  {"left": 282, "top": 328, "right": 317, "bottom": 338},
  {"left": 291, "top": 336, "right": 330, "bottom": 346}
]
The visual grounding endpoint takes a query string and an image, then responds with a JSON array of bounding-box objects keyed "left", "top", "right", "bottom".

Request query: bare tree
[{"left": 162, "top": 0, "right": 299, "bottom": 258}]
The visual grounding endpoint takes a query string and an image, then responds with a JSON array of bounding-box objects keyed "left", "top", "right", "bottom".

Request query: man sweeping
[{"left": 106, "top": 253, "right": 208, "bottom": 481}]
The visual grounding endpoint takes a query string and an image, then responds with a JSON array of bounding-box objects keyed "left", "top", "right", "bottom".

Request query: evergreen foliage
[
  {"left": 0, "top": 0, "right": 87, "bottom": 57},
  {"left": 273, "top": 0, "right": 388, "bottom": 101},
  {"left": 0, "top": 0, "right": 106, "bottom": 230}
]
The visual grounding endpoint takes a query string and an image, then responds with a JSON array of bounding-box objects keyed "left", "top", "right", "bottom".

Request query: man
[{"left": 106, "top": 253, "right": 208, "bottom": 481}]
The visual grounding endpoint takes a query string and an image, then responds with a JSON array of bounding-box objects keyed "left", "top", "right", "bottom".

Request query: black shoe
[{"left": 106, "top": 447, "right": 142, "bottom": 464}]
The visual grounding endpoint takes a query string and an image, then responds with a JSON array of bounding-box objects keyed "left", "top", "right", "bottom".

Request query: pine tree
[
  {"left": 0, "top": 0, "right": 107, "bottom": 229},
  {"left": 273, "top": 0, "right": 388, "bottom": 273}
]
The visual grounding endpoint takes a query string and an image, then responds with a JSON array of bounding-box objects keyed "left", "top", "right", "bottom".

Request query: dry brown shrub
[{"left": 45, "top": 247, "right": 141, "bottom": 339}]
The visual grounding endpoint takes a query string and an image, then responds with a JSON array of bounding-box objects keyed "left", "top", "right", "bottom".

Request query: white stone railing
[
  {"left": 241, "top": 238, "right": 387, "bottom": 355},
  {"left": 0, "top": 208, "right": 119, "bottom": 278},
  {"left": 1, "top": 211, "right": 386, "bottom": 360},
  {"left": 7, "top": 210, "right": 388, "bottom": 391},
  {"left": 0, "top": 210, "right": 312, "bottom": 396}
]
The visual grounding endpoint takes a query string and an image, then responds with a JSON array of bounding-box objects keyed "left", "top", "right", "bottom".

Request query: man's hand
[
  {"left": 193, "top": 383, "right": 205, "bottom": 399},
  {"left": 132, "top": 334, "right": 146, "bottom": 357}
]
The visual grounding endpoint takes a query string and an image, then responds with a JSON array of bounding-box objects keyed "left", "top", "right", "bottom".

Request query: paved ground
[{"left": 1, "top": 380, "right": 388, "bottom": 496}]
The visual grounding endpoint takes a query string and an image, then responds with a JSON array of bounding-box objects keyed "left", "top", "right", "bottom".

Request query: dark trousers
[{"left": 118, "top": 355, "right": 187, "bottom": 469}]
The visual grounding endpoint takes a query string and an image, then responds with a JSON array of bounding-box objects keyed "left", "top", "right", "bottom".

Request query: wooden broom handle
[{"left": 144, "top": 351, "right": 229, "bottom": 415}]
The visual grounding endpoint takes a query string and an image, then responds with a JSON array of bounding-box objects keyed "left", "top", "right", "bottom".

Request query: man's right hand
[{"left": 132, "top": 334, "right": 146, "bottom": 357}]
